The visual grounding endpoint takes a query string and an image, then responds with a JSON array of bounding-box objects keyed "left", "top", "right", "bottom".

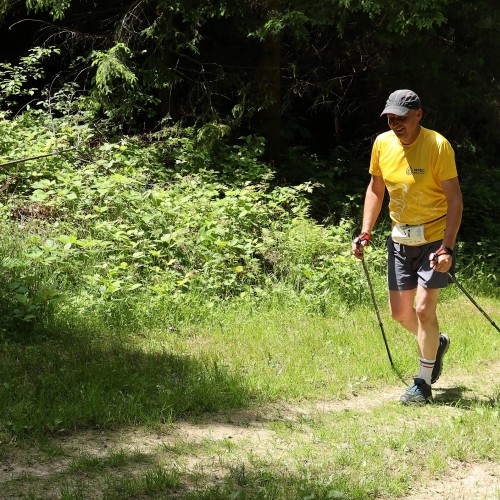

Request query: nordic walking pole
[
  {"left": 361, "top": 259, "right": 393, "bottom": 365},
  {"left": 360, "top": 257, "right": 408, "bottom": 385},
  {"left": 447, "top": 272, "right": 500, "bottom": 333},
  {"left": 429, "top": 250, "right": 500, "bottom": 334}
]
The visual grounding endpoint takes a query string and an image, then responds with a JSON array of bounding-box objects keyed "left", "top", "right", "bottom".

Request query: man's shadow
[{"left": 432, "top": 385, "right": 499, "bottom": 408}]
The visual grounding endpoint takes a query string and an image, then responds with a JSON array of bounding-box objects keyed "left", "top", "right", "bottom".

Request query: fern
[
  {"left": 91, "top": 43, "right": 138, "bottom": 96},
  {"left": 25, "top": 0, "right": 71, "bottom": 20}
]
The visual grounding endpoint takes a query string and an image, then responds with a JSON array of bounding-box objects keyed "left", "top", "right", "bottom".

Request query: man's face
[{"left": 386, "top": 109, "right": 423, "bottom": 145}]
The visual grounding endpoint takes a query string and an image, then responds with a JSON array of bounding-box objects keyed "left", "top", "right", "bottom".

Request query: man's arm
[
  {"left": 361, "top": 174, "right": 386, "bottom": 234},
  {"left": 431, "top": 176, "right": 463, "bottom": 272},
  {"left": 352, "top": 174, "right": 385, "bottom": 258},
  {"left": 441, "top": 177, "right": 463, "bottom": 249}
]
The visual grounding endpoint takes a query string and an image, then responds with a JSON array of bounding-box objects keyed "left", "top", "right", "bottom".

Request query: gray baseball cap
[{"left": 380, "top": 89, "right": 421, "bottom": 116}]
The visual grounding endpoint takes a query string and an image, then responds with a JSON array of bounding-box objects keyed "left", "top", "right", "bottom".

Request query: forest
[
  {"left": 0, "top": 1, "right": 499, "bottom": 498},
  {"left": 0, "top": 0, "right": 498, "bottom": 325}
]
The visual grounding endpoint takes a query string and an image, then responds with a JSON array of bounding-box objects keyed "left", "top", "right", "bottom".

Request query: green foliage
[
  {"left": 92, "top": 44, "right": 138, "bottom": 96},
  {"left": 1, "top": 0, "right": 498, "bottom": 167},
  {"left": 0, "top": 110, "right": 88, "bottom": 192},
  {"left": 0, "top": 111, "right": 371, "bottom": 334},
  {"left": 25, "top": 0, "right": 71, "bottom": 20},
  {"left": 0, "top": 233, "right": 64, "bottom": 331},
  {"left": 0, "top": 100, "right": 497, "bottom": 337},
  {"left": 86, "top": 43, "right": 160, "bottom": 128},
  {"left": 0, "top": 47, "right": 60, "bottom": 109},
  {"left": 251, "top": 0, "right": 449, "bottom": 39},
  {"left": 360, "top": 0, "right": 449, "bottom": 35}
]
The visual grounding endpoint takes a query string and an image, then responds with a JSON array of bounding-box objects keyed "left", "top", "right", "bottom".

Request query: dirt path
[{"left": 1, "top": 362, "right": 499, "bottom": 498}]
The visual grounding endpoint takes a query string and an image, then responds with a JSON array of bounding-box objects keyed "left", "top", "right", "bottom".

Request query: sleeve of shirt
[
  {"left": 435, "top": 139, "right": 458, "bottom": 181},
  {"left": 369, "top": 137, "right": 382, "bottom": 176}
]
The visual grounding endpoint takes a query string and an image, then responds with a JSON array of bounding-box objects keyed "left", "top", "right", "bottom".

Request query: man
[{"left": 352, "top": 89, "right": 463, "bottom": 404}]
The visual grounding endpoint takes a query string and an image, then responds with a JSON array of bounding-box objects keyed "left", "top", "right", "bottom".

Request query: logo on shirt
[{"left": 406, "top": 166, "right": 426, "bottom": 175}]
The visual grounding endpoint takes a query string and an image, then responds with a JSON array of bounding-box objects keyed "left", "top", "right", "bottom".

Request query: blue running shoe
[
  {"left": 431, "top": 333, "right": 450, "bottom": 384},
  {"left": 400, "top": 378, "right": 432, "bottom": 404}
]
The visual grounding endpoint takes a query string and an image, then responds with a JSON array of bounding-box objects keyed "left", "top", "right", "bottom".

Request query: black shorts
[{"left": 387, "top": 236, "right": 455, "bottom": 291}]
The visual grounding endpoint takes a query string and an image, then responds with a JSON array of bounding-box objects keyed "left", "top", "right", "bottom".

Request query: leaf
[
  {"left": 127, "top": 283, "right": 142, "bottom": 291},
  {"left": 327, "top": 491, "right": 346, "bottom": 499},
  {"left": 56, "top": 235, "right": 78, "bottom": 243},
  {"left": 30, "top": 189, "right": 49, "bottom": 201},
  {"left": 43, "top": 239, "right": 56, "bottom": 249},
  {"left": 14, "top": 294, "right": 28, "bottom": 304}
]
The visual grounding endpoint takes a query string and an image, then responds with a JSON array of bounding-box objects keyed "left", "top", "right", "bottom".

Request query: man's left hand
[
  {"left": 430, "top": 253, "right": 453, "bottom": 273},
  {"left": 429, "top": 245, "right": 453, "bottom": 273}
]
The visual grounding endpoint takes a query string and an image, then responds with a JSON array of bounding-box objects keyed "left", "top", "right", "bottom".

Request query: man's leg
[
  {"left": 414, "top": 286, "right": 441, "bottom": 361},
  {"left": 387, "top": 238, "right": 451, "bottom": 403},
  {"left": 389, "top": 288, "right": 420, "bottom": 355},
  {"left": 389, "top": 286, "right": 441, "bottom": 362},
  {"left": 400, "top": 286, "right": 442, "bottom": 404},
  {"left": 390, "top": 286, "right": 441, "bottom": 404},
  {"left": 388, "top": 288, "right": 418, "bottom": 335}
]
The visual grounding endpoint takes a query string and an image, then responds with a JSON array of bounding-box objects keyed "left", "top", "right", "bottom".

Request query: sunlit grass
[
  {"left": 0, "top": 293, "right": 498, "bottom": 441},
  {"left": 0, "top": 266, "right": 498, "bottom": 498}
]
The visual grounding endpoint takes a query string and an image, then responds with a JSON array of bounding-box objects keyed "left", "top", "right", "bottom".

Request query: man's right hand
[{"left": 352, "top": 232, "right": 371, "bottom": 260}]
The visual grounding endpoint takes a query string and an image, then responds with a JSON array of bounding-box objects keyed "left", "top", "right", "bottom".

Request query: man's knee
[
  {"left": 415, "top": 302, "right": 437, "bottom": 323},
  {"left": 390, "top": 305, "right": 413, "bottom": 324}
]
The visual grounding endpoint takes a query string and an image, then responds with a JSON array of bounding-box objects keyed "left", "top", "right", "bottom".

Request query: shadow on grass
[
  {"left": 181, "top": 470, "right": 374, "bottom": 500},
  {"left": 433, "top": 385, "right": 499, "bottom": 408},
  {"left": 3, "top": 452, "right": 382, "bottom": 500},
  {"left": 57, "top": 459, "right": 377, "bottom": 500},
  {"left": 0, "top": 328, "right": 253, "bottom": 439}
]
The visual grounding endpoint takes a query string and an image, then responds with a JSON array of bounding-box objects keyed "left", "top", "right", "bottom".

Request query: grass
[
  {"left": 66, "top": 449, "right": 147, "bottom": 473},
  {"left": 1, "top": 393, "right": 498, "bottom": 498},
  {"left": 0, "top": 291, "right": 498, "bottom": 436},
  {"left": 0, "top": 289, "right": 498, "bottom": 498}
]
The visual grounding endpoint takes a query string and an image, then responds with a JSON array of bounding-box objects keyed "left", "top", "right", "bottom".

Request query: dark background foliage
[{"left": 1, "top": 0, "right": 499, "bottom": 241}]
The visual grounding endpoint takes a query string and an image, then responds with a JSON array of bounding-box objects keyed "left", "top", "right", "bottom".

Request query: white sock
[{"left": 417, "top": 358, "right": 435, "bottom": 386}]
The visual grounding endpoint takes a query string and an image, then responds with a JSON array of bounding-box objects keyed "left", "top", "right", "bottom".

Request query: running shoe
[
  {"left": 431, "top": 333, "right": 450, "bottom": 384},
  {"left": 400, "top": 378, "right": 432, "bottom": 404}
]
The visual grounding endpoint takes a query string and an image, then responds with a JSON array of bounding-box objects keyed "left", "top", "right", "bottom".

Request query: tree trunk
[{"left": 255, "top": 1, "right": 282, "bottom": 164}]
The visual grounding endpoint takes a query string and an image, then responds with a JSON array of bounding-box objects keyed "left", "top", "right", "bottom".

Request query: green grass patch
[
  {"left": 0, "top": 330, "right": 251, "bottom": 438},
  {"left": 0, "top": 295, "right": 498, "bottom": 441}
]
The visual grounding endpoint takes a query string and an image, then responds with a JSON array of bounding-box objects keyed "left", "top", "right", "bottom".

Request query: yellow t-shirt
[{"left": 370, "top": 126, "right": 458, "bottom": 244}]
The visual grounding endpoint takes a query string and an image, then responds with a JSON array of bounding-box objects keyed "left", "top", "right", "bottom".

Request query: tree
[{"left": 1, "top": 0, "right": 498, "bottom": 159}]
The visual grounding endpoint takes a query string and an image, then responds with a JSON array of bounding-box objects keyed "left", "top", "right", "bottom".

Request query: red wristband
[{"left": 353, "top": 232, "right": 371, "bottom": 245}]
